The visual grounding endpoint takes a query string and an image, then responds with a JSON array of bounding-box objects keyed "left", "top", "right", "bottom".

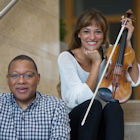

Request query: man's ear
[
  {"left": 37, "top": 73, "right": 40, "bottom": 84},
  {"left": 6, "top": 74, "right": 9, "bottom": 85}
]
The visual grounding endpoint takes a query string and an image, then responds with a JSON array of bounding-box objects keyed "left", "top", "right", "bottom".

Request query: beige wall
[{"left": 0, "top": 0, "right": 60, "bottom": 97}]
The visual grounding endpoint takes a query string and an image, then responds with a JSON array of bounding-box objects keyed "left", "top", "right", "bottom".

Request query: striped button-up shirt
[{"left": 0, "top": 92, "right": 70, "bottom": 140}]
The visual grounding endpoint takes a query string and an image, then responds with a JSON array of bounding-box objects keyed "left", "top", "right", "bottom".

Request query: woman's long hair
[
  {"left": 57, "top": 8, "right": 110, "bottom": 97},
  {"left": 69, "top": 8, "right": 110, "bottom": 50}
]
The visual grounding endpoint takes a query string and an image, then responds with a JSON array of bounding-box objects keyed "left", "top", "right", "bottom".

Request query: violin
[
  {"left": 98, "top": 9, "right": 135, "bottom": 103},
  {"left": 81, "top": 9, "right": 135, "bottom": 126}
]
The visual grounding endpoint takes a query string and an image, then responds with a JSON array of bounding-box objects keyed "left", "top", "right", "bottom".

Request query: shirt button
[{"left": 22, "top": 112, "right": 25, "bottom": 120}]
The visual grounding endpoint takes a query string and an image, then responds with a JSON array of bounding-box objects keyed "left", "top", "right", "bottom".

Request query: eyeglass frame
[{"left": 7, "top": 72, "right": 37, "bottom": 80}]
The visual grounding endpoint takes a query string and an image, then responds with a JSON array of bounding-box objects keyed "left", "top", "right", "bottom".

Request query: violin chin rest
[{"left": 98, "top": 88, "right": 119, "bottom": 103}]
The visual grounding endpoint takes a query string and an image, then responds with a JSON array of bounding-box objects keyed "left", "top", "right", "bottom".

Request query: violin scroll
[{"left": 121, "top": 9, "right": 136, "bottom": 23}]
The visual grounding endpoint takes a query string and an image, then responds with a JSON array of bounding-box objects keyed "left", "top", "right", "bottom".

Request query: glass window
[{"left": 74, "top": 0, "right": 133, "bottom": 16}]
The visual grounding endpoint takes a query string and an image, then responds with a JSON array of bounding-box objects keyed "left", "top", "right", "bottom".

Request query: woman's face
[{"left": 78, "top": 21, "right": 104, "bottom": 51}]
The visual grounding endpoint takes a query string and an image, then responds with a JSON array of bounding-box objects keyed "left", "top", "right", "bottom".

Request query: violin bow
[{"left": 81, "top": 9, "right": 133, "bottom": 126}]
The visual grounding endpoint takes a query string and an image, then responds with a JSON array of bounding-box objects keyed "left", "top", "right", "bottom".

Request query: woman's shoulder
[
  {"left": 58, "top": 51, "right": 78, "bottom": 68},
  {"left": 58, "top": 51, "right": 72, "bottom": 57},
  {"left": 58, "top": 51, "right": 75, "bottom": 62}
]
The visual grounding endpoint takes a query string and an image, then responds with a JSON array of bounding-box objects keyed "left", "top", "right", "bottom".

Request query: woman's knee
[
  {"left": 87, "top": 99, "right": 102, "bottom": 116},
  {"left": 103, "top": 102, "right": 124, "bottom": 119},
  {"left": 83, "top": 100, "right": 102, "bottom": 123},
  {"left": 70, "top": 99, "right": 102, "bottom": 115},
  {"left": 103, "top": 102, "right": 124, "bottom": 140},
  {"left": 70, "top": 99, "right": 102, "bottom": 124}
]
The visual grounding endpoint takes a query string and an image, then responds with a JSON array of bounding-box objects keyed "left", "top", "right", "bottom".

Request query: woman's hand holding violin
[{"left": 121, "top": 17, "right": 134, "bottom": 46}]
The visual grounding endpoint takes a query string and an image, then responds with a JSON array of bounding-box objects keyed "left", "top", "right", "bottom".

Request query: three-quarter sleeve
[{"left": 127, "top": 63, "right": 140, "bottom": 87}]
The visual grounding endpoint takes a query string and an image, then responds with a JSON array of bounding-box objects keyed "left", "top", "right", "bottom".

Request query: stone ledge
[
  {"left": 124, "top": 123, "right": 140, "bottom": 140},
  {"left": 121, "top": 100, "right": 140, "bottom": 122}
]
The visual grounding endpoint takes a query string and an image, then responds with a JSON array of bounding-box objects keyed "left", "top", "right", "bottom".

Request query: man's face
[{"left": 7, "top": 60, "right": 40, "bottom": 106}]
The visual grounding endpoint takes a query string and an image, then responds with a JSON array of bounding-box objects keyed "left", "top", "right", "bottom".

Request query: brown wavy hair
[
  {"left": 69, "top": 8, "right": 109, "bottom": 50},
  {"left": 57, "top": 8, "right": 110, "bottom": 97}
]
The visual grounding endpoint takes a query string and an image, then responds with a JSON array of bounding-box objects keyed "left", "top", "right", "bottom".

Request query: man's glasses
[{"left": 8, "top": 72, "right": 36, "bottom": 80}]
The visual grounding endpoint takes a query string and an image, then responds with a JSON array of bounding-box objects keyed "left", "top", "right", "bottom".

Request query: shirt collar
[{"left": 10, "top": 91, "right": 42, "bottom": 111}]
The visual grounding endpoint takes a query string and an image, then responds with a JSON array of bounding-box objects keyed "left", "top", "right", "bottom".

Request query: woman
[{"left": 58, "top": 8, "right": 140, "bottom": 140}]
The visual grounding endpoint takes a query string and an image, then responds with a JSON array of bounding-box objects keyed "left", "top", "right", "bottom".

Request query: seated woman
[{"left": 58, "top": 8, "right": 140, "bottom": 140}]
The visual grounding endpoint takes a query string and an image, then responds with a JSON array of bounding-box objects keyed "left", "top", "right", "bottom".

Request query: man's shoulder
[
  {"left": 39, "top": 92, "right": 65, "bottom": 105},
  {"left": 0, "top": 92, "right": 11, "bottom": 99},
  {"left": 0, "top": 93, "right": 11, "bottom": 107},
  {"left": 38, "top": 92, "right": 67, "bottom": 112}
]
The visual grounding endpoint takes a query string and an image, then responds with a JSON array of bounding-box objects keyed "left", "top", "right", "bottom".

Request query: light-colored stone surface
[
  {"left": 124, "top": 123, "right": 140, "bottom": 140},
  {"left": 121, "top": 100, "right": 140, "bottom": 122},
  {"left": 0, "top": 0, "right": 60, "bottom": 97},
  {"left": 122, "top": 100, "right": 140, "bottom": 140}
]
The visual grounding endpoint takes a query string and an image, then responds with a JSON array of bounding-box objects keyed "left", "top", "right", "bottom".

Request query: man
[{"left": 0, "top": 55, "right": 70, "bottom": 139}]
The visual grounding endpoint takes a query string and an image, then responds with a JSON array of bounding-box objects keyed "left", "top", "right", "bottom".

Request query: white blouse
[{"left": 58, "top": 51, "right": 140, "bottom": 111}]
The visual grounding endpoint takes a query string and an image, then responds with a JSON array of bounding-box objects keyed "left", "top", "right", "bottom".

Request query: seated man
[{"left": 0, "top": 55, "right": 70, "bottom": 140}]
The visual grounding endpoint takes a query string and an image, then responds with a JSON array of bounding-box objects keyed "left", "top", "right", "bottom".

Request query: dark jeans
[{"left": 69, "top": 99, "right": 124, "bottom": 140}]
